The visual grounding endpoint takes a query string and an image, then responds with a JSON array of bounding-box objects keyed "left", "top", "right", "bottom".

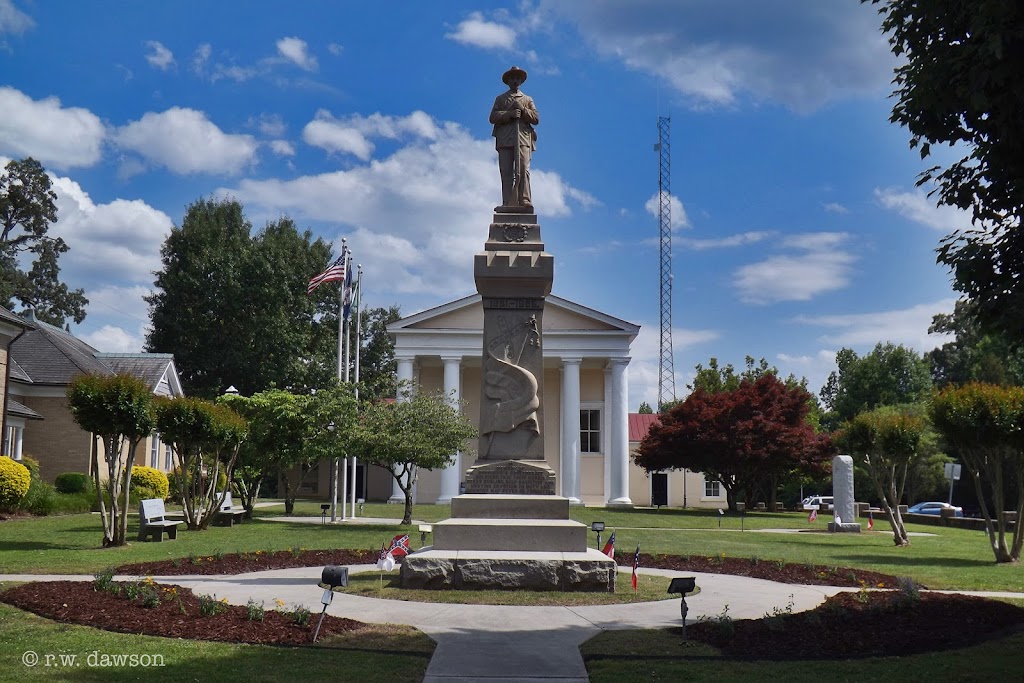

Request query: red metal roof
[{"left": 628, "top": 413, "right": 661, "bottom": 442}]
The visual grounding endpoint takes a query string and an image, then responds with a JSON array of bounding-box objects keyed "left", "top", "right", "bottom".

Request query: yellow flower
[{"left": 877, "top": 582, "right": 886, "bottom": 588}]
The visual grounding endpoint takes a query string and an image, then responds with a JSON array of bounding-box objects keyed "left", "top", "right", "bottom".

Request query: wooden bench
[
  {"left": 213, "top": 492, "right": 246, "bottom": 527},
  {"left": 138, "top": 498, "right": 183, "bottom": 542}
]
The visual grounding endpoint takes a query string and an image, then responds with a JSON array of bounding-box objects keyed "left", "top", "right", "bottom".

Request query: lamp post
[
  {"left": 591, "top": 521, "right": 605, "bottom": 550},
  {"left": 668, "top": 577, "right": 697, "bottom": 639}
]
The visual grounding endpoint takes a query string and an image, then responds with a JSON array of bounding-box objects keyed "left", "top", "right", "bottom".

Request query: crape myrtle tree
[
  {"left": 837, "top": 405, "right": 927, "bottom": 547},
  {"left": 931, "top": 383, "right": 1024, "bottom": 563},
  {"left": 866, "top": 1, "right": 1024, "bottom": 348},
  {"left": 635, "top": 374, "right": 834, "bottom": 512},
  {"left": 66, "top": 373, "right": 155, "bottom": 547},
  {"left": 0, "top": 157, "right": 87, "bottom": 325},
  {"left": 154, "top": 397, "right": 248, "bottom": 530},
  {"left": 146, "top": 197, "right": 339, "bottom": 398},
  {"left": 351, "top": 386, "right": 476, "bottom": 525}
]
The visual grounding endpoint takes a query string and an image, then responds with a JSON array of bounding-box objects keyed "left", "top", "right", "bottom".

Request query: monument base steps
[{"left": 400, "top": 549, "right": 616, "bottom": 592}]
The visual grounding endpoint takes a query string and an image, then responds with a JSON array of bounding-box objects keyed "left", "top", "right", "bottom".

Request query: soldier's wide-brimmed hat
[{"left": 502, "top": 66, "right": 528, "bottom": 85}]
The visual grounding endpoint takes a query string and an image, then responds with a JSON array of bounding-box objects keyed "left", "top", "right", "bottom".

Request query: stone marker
[{"left": 829, "top": 454, "right": 862, "bottom": 533}]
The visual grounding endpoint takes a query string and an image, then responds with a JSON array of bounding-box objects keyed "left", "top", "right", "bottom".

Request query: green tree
[
  {"left": 146, "top": 198, "right": 338, "bottom": 397},
  {"left": 346, "top": 305, "right": 401, "bottom": 402},
  {"left": 838, "top": 406, "right": 927, "bottom": 547},
  {"left": 637, "top": 401, "right": 653, "bottom": 414},
  {"left": 154, "top": 397, "right": 247, "bottom": 530},
  {"left": 865, "top": 1, "right": 1024, "bottom": 345},
  {"left": 351, "top": 387, "right": 476, "bottom": 524},
  {"left": 931, "top": 383, "right": 1024, "bottom": 563},
  {"left": 66, "top": 373, "right": 155, "bottom": 547},
  {"left": 926, "top": 300, "right": 1024, "bottom": 388},
  {"left": 0, "top": 157, "right": 87, "bottom": 325},
  {"left": 820, "top": 343, "right": 933, "bottom": 426}
]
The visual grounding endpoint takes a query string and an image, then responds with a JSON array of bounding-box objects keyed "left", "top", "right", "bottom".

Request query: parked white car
[{"left": 802, "top": 495, "right": 834, "bottom": 511}]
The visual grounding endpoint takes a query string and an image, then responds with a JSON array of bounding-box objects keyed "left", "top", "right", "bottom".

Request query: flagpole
[
  {"left": 350, "top": 266, "right": 362, "bottom": 519},
  {"left": 330, "top": 240, "right": 347, "bottom": 523}
]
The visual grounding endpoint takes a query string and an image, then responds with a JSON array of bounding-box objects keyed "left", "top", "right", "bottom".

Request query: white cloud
[
  {"left": 276, "top": 36, "right": 318, "bottom": 71},
  {"left": 270, "top": 139, "right": 295, "bottom": 156},
  {"left": 302, "top": 110, "right": 441, "bottom": 161},
  {"left": 219, "top": 114, "right": 590, "bottom": 300},
  {"left": 48, "top": 173, "right": 173, "bottom": 285},
  {"left": 643, "top": 192, "right": 690, "bottom": 229},
  {"left": 0, "top": 87, "right": 104, "bottom": 169},
  {"left": 144, "top": 40, "right": 175, "bottom": 70},
  {"left": 823, "top": 202, "right": 848, "bottom": 214},
  {"left": 445, "top": 11, "right": 516, "bottom": 49},
  {"left": 792, "top": 298, "right": 957, "bottom": 352},
  {"left": 327, "top": 42, "right": 343, "bottom": 56},
  {"left": 627, "top": 323, "right": 720, "bottom": 409},
  {"left": 775, "top": 350, "right": 838, "bottom": 395},
  {"left": 678, "top": 231, "right": 774, "bottom": 250},
  {"left": 113, "top": 107, "right": 258, "bottom": 175},
  {"left": 250, "top": 113, "right": 286, "bottom": 137},
  {"left": 81, "top": 325, "right": 143, "bottom": 352},
  {"left": 543, "top": 0, "right": 893, "bottom": 111},
  {"left": 191, "top": 43, "right": 211, "bottom": 75},
  {"left": 874, "top": 187, "right": 974, "bottom": 233},
  {"left": 0, "top": 0, "right": 33, "bottom": 35},
  {"left": 734, "top": 232, "right": 855, "bottom": 304}
]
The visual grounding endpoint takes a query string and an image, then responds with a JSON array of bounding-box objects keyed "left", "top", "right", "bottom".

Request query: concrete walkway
[{"left": 4, "top": 567, "right": 1021, "bottom": 682}]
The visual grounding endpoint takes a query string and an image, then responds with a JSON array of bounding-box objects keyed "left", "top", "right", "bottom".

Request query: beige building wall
[{"left": 20, "top": 395, "right": 94, "bottom": 482}]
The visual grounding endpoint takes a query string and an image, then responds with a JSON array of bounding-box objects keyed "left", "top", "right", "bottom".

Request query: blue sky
[{"left": 0, "top": 1, "right": 963, "bottom": 409}]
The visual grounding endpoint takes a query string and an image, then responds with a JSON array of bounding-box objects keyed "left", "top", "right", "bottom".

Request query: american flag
[
  {"left": 868, "top": 511, "right": 874, "bottom": 530},
  {"left": 631, "top": 543, "right": 640, "bottom": 593},
  {"left": 307, "top": 250, "right": 347, "bottom": 295}
]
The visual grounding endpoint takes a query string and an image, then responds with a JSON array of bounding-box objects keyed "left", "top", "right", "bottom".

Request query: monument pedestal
[{"left": 400, "top": 495, "right": 616, "bottom": 591}]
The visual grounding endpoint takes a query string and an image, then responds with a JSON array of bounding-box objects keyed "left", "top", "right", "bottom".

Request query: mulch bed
[
  {"left": 1, "top": 580, "right": 362, "bottom": 646},
  {"left": 686, "top": 590, "right": 1024, "bottom": 659},
  {"left": 621, "top": 552, "right": 906, "bottom": 588},
  {"left": 116, "top": 548, "right": 381, "bottom": 576}
]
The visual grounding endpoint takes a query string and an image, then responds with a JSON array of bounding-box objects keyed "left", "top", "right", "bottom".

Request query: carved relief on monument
[{"left": 480, "top": 312, "right": 541, "bottom": 458}]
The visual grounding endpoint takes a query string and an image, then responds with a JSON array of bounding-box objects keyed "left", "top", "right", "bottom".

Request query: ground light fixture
[
  {"left": 591, "top": 521, "right": 605, "bottom": 550},
  {"left": 314, "top": 566, "right": 349, "bottom": 642},
  {"left": 668, "top": 576, "right": 697, "bottom": 639},
  {"left": 419, "top": 524, "right": 432, "bottom": 546},
  {"left": 718, "top": 509, "right": 724, "bottom": 528},
  {"left": 320, "top": 504, "right": 330, "bottom": 525}
]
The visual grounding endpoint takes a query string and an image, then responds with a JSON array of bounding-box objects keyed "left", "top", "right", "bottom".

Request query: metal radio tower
[{"left": 656, "top": 116, "right": 676, "bottom": 410}]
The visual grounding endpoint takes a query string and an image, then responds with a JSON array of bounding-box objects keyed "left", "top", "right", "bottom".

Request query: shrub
[
  {"left": 18, "top": 479, "right": 57, "bottom": 515},
  {"left": 246, "top": 598, "right": 265, "bottom": 621},
  {"left": 131, "top": 466, "right": 169, "bottom": 500},
  {"left": 0, "top": 458, "right": 31, "bottom": 510},
  {"left": 20, "top": 455, "right": 41, "bottom": 480},
  {"left": 54, "top": 472, "right": 93, "bottom": 494}
]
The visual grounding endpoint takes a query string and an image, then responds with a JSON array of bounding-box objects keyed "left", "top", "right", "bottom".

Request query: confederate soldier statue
[{"left": 490, "top": 66, "right": 539, "bottom": 212}]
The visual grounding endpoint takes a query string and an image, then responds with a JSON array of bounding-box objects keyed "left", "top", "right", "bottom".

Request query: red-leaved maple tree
[{"left": 635, "top": 375, "right": 834, "bottom": 511}]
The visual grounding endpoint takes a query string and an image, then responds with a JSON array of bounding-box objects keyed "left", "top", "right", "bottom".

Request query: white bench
[
  {"left": 138, "top": 498, "right": 183, "bottom": 542},
  {"left": 213, "top": 492, "right": 246, "bottom": 527}
]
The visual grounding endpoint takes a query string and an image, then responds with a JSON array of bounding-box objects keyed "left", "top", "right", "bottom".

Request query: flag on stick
[
  {"left": 342, "top": 256, "right": 357, "bottom": 319},
  {"left": 631, "top": 543, "right": 640, "bottom": 593},
  {"left": 388, "top": 533, "right": 411, "bottom": 558},
  {"left": 867, "top": 511, "right": 874, "bottom": 530},
  {"left": 808, "top": 508, "right": 817, "bottom": 523},
  {"left": 308, "top": 250, "right": 347, "bottom": 294},
  {"left": 601, "top": 530, "right": 616, "bottom": 559}
]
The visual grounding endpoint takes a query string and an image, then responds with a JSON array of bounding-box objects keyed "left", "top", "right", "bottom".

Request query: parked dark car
[{"left": 907, "top": 501, "right": 964, "bottom": 517}]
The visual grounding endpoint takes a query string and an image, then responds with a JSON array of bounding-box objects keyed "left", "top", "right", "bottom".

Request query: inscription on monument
[
  {"left": 483, "top": 298, "right": 543, "bottom": 310},
  {"left": 464, "top": 461, "right": 557, "bottom": 496}
]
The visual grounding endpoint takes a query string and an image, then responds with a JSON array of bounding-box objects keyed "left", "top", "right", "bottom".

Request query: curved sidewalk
[{"left": 2, "top": 566, "right": 850, "bottom": 683}]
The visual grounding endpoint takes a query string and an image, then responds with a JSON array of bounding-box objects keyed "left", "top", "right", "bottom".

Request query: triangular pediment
[{"left": 391, "top": 294, "right": 638, "bottom": 335}]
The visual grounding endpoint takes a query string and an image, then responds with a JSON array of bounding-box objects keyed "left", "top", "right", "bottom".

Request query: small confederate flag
[
  {"left": 868, "top": 511, "right": 874, "bottom": 530},
  {"left": 808, "top": 509, "right": 818, "bottom": 523},
  {"left": 375, "top": 542, "right": 392, "bottom": 570},
  {"left": 602, "top": 530, "right": 616, "bottom": 559},
  {"left": 307, "top": 250, "right": 347, "bottom": 294},
  {"left": 388, "top": 534, "right": 411, "bottom": 558},
  {"left": 631, "top": 543, "right": 640, "bottom": 593}
]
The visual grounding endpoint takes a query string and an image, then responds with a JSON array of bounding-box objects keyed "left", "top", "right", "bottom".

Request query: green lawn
[
  {"left": 1, "top": 504, "right": 1021, "bottom": 592},
  {"left": 582, "top": 628, "right": 1024, "bottom": 682},
  {"left": 0, "top": 601, "right": 432, "bottom": 683}
]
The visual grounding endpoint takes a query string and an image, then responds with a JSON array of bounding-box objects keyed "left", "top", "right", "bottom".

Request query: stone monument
[
  {"left": 400, "top": 68, "right": 616, "bottom": 591},
  {"left": 829, "top": 454, "right": 862, "bottom": 533}
]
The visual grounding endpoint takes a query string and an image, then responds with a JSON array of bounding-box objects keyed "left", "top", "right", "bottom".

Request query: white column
[
  {"left": 389, "top": 356, "right": 415, "bottom": 504},
  {"left": 607, "top": 357, "right": 633, "bottom": 506},
  {"left": 13, "top": 426, "right": 23, "bottom": 461},
  {"left": 437, "top": 356, "right": 463, "bottom": 503},
  {"left": 560, "top": 358, "right": 582, "bottom": 503}
]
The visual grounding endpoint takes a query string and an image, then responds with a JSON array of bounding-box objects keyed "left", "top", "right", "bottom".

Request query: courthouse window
[
  {"left": 704, "top": 480, "right": 721, "bottom": 498},
  {"left": 580, "top": 409, "right": 601, "bottom": 453}
]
